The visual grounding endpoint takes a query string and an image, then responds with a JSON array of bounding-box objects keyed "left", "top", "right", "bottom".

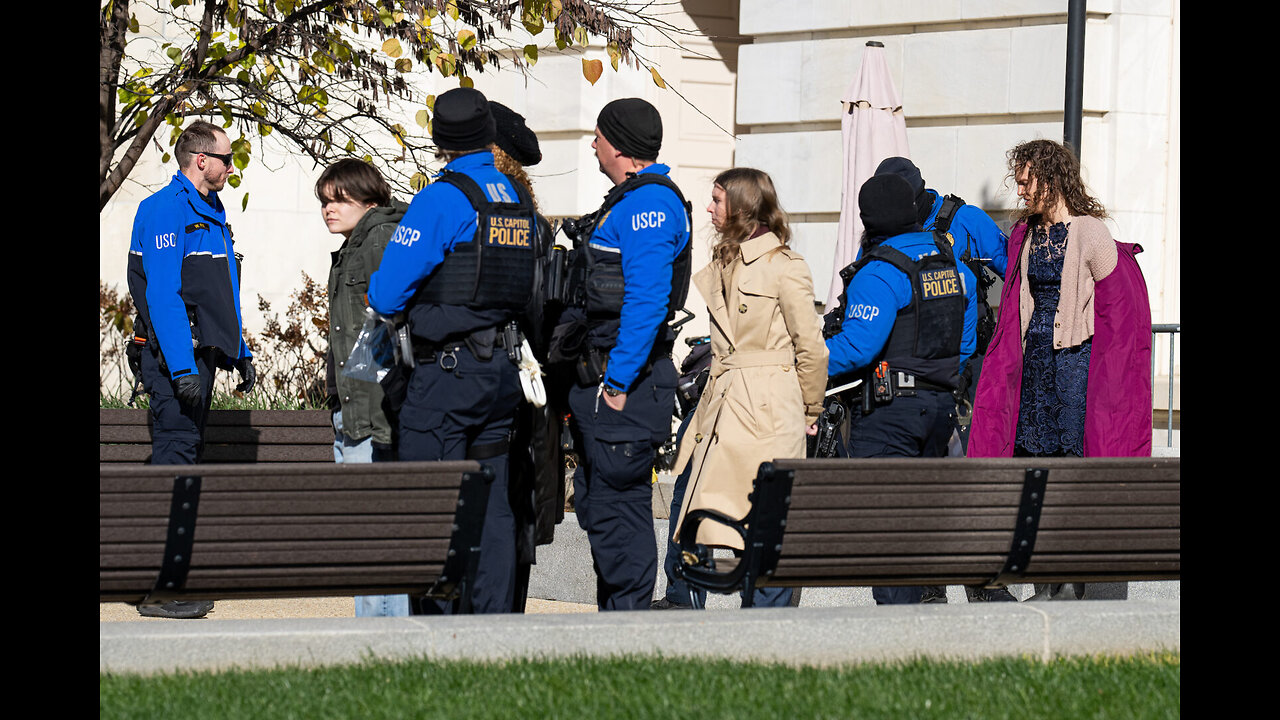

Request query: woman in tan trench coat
[{"left": 671, "top": 168, "right": 828, "bottom": 608}]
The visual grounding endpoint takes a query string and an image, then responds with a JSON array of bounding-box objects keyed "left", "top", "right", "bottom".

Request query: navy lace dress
[{"left": 1015, "top": 221, "right": 1091, "bottom": 457}]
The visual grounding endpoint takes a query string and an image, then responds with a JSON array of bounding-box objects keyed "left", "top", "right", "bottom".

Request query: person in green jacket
[{"left": 315, "top": 158, "right": 409, "bottom": 616}]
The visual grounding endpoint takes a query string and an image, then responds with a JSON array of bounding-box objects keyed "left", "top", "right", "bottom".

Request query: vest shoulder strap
[
  {"left": 932, "top": 193, "right": 965, "bottom": 233},
  {"left": 857, "top": 243, "right": 916, "bottom": 278},
  {"left": 602, "top": 172, "right": 693, "bottom": 224}
]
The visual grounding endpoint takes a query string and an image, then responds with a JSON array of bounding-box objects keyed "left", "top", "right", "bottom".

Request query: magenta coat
[{"left": 969, "top": 221, "right": 1152, "bottom": 457}]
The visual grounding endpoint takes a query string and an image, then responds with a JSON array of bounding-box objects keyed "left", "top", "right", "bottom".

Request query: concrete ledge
[{"left": 100, "top": 600, "right": 1179, "bottom": 676}]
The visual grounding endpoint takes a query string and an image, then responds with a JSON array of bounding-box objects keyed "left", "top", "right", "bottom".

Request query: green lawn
[{"left": 100, "top": 653, "right": 1178, "bottom": 719}]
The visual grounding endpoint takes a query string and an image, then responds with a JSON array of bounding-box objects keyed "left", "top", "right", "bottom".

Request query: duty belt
[
  {"left": 888, "top": 371, "right": 952, "bottom": 396},
  {"left": 413, "top": 329, "right": 515, "bottom": 364}
]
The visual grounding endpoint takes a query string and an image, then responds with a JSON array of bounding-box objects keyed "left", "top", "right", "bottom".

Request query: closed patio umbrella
[{"left": 825, "top": 41, "right": 912, "bottom": 308}]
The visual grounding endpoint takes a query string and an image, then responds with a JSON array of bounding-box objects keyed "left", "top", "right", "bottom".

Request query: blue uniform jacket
[
  {"left": 127, "top": 172, "right": 249, "bottom": 380},
  {"left": 367, "top": 152, "right": 521, "bottom": 317},
  {"left": 923, "top": 189, "right": 1008, "bottom": 280},
  {"left": 826, "top": 231, "right": 977, "bottom": 378},
  {"left": 588, "top": 164, "right": 691, "bottom": 392}
]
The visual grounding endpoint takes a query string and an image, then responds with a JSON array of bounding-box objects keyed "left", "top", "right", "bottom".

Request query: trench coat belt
[{"left": 709, "top": 349, "right": 796, "bottom": 379}]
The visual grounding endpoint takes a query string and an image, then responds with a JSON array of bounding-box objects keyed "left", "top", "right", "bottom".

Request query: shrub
[{"left": 99, "top": 273, "right": 330, "bottom": 410}]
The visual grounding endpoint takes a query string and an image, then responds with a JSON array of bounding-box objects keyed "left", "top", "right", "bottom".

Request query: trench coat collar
[{"left": 739, "top": 231, "right": 782, "bottom": 264}]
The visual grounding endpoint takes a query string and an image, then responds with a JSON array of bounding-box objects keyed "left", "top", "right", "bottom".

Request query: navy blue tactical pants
[
  {"left": 398, "top": 346, "right": 523, "bottom": 615},
  {"left": 568, "top": 358, "right": 677, "bottom": 611},
  {"left": 842, "top": 388, "right": 957, "bottom": 605},
  {"left": 141, "top": 345, "right": 217, "bottom": 465}
]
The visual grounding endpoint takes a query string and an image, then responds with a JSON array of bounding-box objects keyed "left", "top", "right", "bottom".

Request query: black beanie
[
  {"left": 432, "top": 88, "right": 497, "bottom": 151},
  {"left": 489, "top": 102, "right": 541, "bottom": 166},
  {"left": 875, "top": 156, "right": 932, "bottom": 223},
  {"left": 859, "top": 174, "right": 921, "bottom": 238},
  {"left": 596, "top": 98, "right": 662, "bottom": 161}
]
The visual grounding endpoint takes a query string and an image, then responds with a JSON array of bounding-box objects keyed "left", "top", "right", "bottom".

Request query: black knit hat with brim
[
  {"left": 596, "top": 98, "right": 662, "bottom": 161},
  {"left": 859, "top": 174, "right": 922, "bottom": 238},
  {"left": 432, "top": 87, "right": 497, "bottom": 151},
  {"left": 489, "top": 102, "right": 541, "bottom": 166}
]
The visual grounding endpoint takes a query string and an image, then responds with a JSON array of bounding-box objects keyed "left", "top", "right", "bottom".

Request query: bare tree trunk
[{"left": 100, "top": 0, "right": 129, "bottom": 208}]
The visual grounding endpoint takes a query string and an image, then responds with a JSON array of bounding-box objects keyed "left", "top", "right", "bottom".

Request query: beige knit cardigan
[{"left": 1017, "top": 214, "right": 1118, "bottom": 349}]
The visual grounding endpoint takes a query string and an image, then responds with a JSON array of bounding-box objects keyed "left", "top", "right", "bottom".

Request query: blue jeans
[{"left": 334, "top": 410, "right": 409, "bottom": 618}]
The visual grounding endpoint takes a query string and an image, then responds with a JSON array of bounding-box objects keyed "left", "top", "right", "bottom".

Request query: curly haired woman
[{"left": 970, "top": 139, "right": 1153, "bottom": 599}]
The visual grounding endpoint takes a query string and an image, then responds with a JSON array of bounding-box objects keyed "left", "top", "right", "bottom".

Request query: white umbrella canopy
[{"left": 825, "top": 41, "right": 911, "bottom": 308}]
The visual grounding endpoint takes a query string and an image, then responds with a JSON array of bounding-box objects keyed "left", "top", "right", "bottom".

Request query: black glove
[
  {"left": 174, "top": 374, "right": 203, "bottom": 406},
  {"left": 234, "top": 357, "right": 257, "bottom": 393}
]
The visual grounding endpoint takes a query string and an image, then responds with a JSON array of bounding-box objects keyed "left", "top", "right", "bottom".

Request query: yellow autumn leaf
[
  {"left": 395, "top": 57, "right": 413, "bottom": 73},
  {"left": 382, "top": 38, "right": 402, "bottom": 58},
  {"left": 458, "top": 29, "right": 477, "bottom": 51},
  {"left": 523, "top": 44, "right": 538, "bottom": 66},
  {"left": 608, "top": 42, "right": 620, "bottom": 71},
  {"left": 650, "top": 66, "right": 667, "bottom": 89},
  {"left": 415, "top": 109, "right": 430, "bottom": 128},
  {"left": 583, "top": 58, "right": 603, "bottom": 85}
]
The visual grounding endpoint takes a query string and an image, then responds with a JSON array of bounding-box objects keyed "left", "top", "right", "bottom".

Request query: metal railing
[{"left": 1151, "top": 324, "right": 1180, "bottom": 447}]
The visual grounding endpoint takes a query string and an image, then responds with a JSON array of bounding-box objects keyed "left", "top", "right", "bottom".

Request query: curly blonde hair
[{"left": 710, "top": 167, "right": 790, "bottom": 266}]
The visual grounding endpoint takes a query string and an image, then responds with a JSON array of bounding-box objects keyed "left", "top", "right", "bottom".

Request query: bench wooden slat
[
  {"left": 101, "top": 425, "right": 336, "bottom": 445},
  {"left": 100, "top": 540, "right": 453, "bottom": 567},
  {"left": 786, "top": 508, "right": 1181, "bottom": 532},
  {"left": 99, "top": 408, "right": 332, "bottom": 427},
  {"left": 779, "top": 527, "right": 1179, "bottom": 556},
  {"left": 101, "top": 518, "right": 456, "bottom": 542},
  {"left": 786, "top": 489, "right": 1178, "bottom": 510},
  {"left": 100, "top": 445, "right": 336, "bottom": 463},
  {"left": 100, "top": 472, "right": 474, "bottom": 493}
]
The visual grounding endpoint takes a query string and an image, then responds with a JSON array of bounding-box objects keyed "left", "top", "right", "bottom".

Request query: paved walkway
[{"left": 100, "top": 599, "right": 1179, "bottom": 676}]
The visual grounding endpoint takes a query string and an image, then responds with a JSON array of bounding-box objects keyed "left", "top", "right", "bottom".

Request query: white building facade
[{"left": 101, "top": 0, "right": 1177, "bottom": 409}]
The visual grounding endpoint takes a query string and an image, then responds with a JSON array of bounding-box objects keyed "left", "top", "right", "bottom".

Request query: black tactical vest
[
  {"left": 566, "top": 172, "right": 693, "bottom": 348},
  {"left": 849, "top": 232, "right": 967, "bottom": 389},
  {"left": 412, "top": 170, "right": 538, "bottom": 311}
]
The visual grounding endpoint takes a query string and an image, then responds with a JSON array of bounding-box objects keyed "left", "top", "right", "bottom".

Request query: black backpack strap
[{"left": 933, "top": 194, "right": 965, "bottom": 234}]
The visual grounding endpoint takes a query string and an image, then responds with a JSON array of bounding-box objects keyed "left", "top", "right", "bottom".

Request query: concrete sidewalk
[{"left": 100, "top": 599, "right": 1179, "bottom": 676}]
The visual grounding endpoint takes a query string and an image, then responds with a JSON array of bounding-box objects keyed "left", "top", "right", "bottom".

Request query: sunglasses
[{"left": 190, "top": 150, "right": 233, "bottom": 166}]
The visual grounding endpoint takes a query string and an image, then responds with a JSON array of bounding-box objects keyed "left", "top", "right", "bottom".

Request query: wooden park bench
[
  {"left": 675, "top": 457, "right": 1179, "bottom": 605},
  {"left": 100, "top": 408, "right": 334, "bottom": 464},
  {"left": 100, "top": 461, "right": 493, "bottom": 610},
  {"left": 100, "top": 409, "right": 494, "bottom": 610}
]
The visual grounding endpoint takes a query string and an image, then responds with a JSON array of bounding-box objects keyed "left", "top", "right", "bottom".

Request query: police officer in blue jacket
[
  {"left": 825, "top": 174, "right": 976, "bottom": 606},
  {"left": 367, "top": 88, "right": 538, "bottom": 615},
  {"left": 556, "top": 98, "right": 692, "bottom": 611},
  {"left": 126, "top": 120, "right": 256, "bottom": 619},
  {"left": 873, "top": 159, "right": 1018, "bottom": 604},
  {"left": 873, "top": 157, "right": 1007, "bottom": 425},
  {"left": 875, "top": 156, "right": 1007, "bottom": 282}
]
